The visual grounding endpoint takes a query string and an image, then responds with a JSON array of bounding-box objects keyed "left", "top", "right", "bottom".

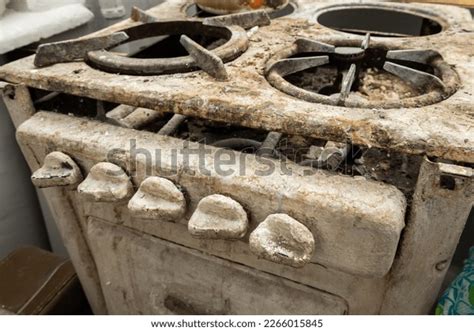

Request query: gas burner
[
  {"left": 87, "top": 21, "right": 248, "bottom": 76},
  {"left": 194, "top": 0, "right": 289, "bottom": 15},
  {"left": 314, "top": 3, "right": 444, "bottom": 38},
  {"left": 185, "top": 0, "right": 296, "bottom": 19},
  {"left": 265, "top": 34, "right": 459, "bottom": 108},
  {"left": 34, "top": 20, "right": 249, "bottom": 77}
]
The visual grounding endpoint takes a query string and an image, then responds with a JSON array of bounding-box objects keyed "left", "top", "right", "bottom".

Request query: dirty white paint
[{"left": 2, "top": 0, "right": 473, "bottom": 315}]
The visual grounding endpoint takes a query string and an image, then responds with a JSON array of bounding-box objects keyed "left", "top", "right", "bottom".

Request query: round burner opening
[
  {"left": 85, "top": 21, "right": 249, "bottom": 75},
  {"left": 185, "top": 2, "right": 296, "bottom": 19},
  {"left": 265, "top": 38, "right": 459, "bottom": 109},
  {"left": 316, "top": 6, "right": 443, "bottom": 37}
]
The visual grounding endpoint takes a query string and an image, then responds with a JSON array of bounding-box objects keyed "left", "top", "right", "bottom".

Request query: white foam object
[
  {"left": 7, "top": 0, "right": 84, "bottom": 12},
  {"left": 0, "top": 4, "right": 94, "bottom": 54},
  {"left": 0, "top": 0, "right": 9, "bottom": 17}
]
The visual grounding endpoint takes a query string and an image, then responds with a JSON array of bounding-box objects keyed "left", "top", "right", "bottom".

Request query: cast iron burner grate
[
  {"left": 33, "top": 14, "right": 250, "bottom": 77},
  {"left": 85, "top": 21, "right": 248, "bottom": 76},
  {"left": 265, "top": 34, "right": 459, "bottom": 108}
]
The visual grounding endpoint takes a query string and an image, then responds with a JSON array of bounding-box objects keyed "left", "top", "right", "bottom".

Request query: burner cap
[
  {"left": 265, "top": 36, "right": 459, "bottom": 108},
  {"left": 334, "top": 47, "right": 365, "bottom": 61},
  {"left": 86, "top": 21, "right": 249, "bottom": 76},
  {"left": 185, "top": 1, "right": 296, "bottom": 19},
  {"left": 194, "top": 0, "right": 289, "bottom": 15}
]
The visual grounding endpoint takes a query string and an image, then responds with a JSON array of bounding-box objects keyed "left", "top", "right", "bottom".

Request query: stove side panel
[{"left": 12, "top": 120, "right": 108, "bottom": 315}]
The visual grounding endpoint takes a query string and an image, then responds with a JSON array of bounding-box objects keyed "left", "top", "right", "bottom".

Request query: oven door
[{"left": 88, "top": 217, "right": 348, "bottom": 315}]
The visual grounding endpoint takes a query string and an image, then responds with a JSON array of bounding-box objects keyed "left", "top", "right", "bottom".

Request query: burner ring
[
  {"left": 184, "top": 1, "right": 297, "bottom": 19},
  {"left": 194, "top": 0, "right": 289, "bottom": 15},
  {"left": 265, "top": 40, "right": 460, "bottom": 109},
  {"left": 86, "top": 21, "right": 249, "bottom": 75}
]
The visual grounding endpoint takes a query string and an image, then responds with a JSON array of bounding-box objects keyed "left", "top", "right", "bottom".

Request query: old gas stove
[{"left": 0, "top": 0, "right": 473, "bottom": 315}]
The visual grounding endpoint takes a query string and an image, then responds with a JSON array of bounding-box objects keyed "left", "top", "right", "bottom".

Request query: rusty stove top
[{"left": 0, "top": 0, "right": 473, "bottom": 163}]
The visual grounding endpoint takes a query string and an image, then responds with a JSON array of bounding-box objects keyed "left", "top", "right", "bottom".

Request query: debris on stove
[
  {"left": 355, "top": 68, "right": 419, "bottom": 101},
  {"left": 351, "top": 148, "right": 423, "bottom": 199}
]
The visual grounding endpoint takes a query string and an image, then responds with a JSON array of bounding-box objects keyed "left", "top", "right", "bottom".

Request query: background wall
[{"left": 0, "top": 98, "right": 49, "bottom": 258}]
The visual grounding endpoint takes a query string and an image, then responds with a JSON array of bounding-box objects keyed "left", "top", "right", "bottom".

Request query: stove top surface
[{"left": 0, "top": 0, "right": 473, "bottom": 163}]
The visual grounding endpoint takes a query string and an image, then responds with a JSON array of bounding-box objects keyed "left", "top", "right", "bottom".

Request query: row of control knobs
[{"left": 32, "top": 152, "right": 315, "bottom": 267}]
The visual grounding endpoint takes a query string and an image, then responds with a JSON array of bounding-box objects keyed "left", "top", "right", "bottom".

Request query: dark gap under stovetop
[{"left": 29, "top": 88, "right": 422, "bottom": 200}]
